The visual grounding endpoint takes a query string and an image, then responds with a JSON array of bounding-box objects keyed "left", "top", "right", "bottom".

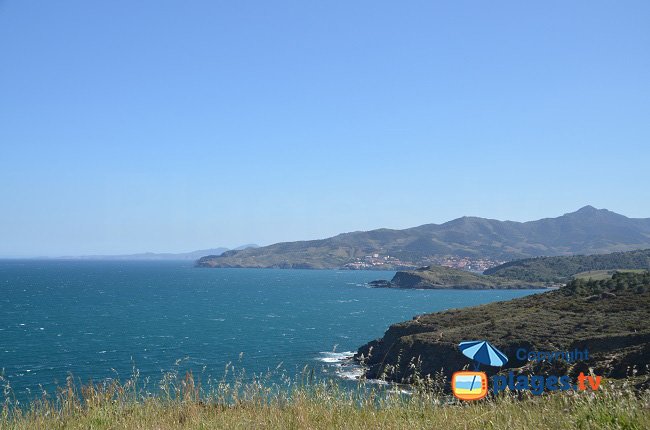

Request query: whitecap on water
[
  {"left": 316, "top": 351, "right": 354, "bottom": 363},
  {"left": 316, "top": 351, "right": 367, "bottom": 381},
  {"left": 337, "top": 366, "right": 365, "bottom": 381}
]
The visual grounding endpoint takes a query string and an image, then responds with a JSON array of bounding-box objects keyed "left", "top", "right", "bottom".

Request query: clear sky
[{"left": 1, "top": 1, "right": 649, "bottom": 257}]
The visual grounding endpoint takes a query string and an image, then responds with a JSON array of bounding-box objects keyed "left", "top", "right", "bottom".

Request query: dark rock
[{"left": 369, "top": 280, "right": 392, "bottom": 288}]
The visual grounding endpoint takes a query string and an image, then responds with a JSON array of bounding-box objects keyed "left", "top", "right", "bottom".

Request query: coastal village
[{"left": 343, "top": 253, "right": 505, "bottom": 272}]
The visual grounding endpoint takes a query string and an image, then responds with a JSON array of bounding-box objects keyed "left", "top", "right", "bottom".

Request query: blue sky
[{"left": 1, "top": 1, "right": 649, "bottom": 256}]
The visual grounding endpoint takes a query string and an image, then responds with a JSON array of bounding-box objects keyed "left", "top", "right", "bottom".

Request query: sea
[{"left": 0, "top": 260, "right": 539, "bottom": 402}]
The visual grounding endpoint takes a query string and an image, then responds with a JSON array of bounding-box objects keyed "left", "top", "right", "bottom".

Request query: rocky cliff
[{"left": 355, "top": 272, "right": 650, "bottom": 388}]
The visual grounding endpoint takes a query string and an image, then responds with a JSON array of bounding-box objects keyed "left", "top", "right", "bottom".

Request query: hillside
[
  {"left": 485, "top": 248, "right": 650, "bottom": 282},
  {"left": 355, "top": 272, "right": 650, "bottom": 388},
  {"left": 371, "top": 265, "right": 549, "bottom": 289},
  {"left": 196, "top": 206, "right": 650, "bottom": 269}
]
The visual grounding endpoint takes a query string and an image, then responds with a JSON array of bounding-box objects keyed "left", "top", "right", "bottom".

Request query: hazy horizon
[
  {"left": 0, "top": 204, "right": 642, "bottom": 258},
  {"left": 1, "top": 1, "right": 649, "bottom": 257}
]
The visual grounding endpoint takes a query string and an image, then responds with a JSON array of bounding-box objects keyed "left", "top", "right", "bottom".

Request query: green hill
[
  {"left": 356, "top": 271, "right": 650, "bottom": 388},
  {"left": 197, "top": 206, "right": 650, "bottom": 269},
  {"left": 373, "top": 265, "right": 549, "bottom": 289},
  {"left": 485, "top": 248, "right": 650, "bottom": 282}
]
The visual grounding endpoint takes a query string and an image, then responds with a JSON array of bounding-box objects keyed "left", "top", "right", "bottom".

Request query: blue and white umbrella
[
  {"left": 458, "top": 340, "right": 508, "bottom": 392},
  {"left": 459, "top": 340, "right": 508, "bottom": 368}
]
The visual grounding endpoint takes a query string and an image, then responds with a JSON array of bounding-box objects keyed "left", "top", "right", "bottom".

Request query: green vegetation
[
  {"left": 197, "top": 206, "right": 650, "bottom": 269},
  {"left": 564, "top": 271, "right": 650, "bottom": 295},
  {"left": 485, "top": 249, "right": 650, "bottom": 283},
  {"left": 379, "top": 265, "right": 548, "bottom": 289},
  {"left": 2, "top": 368, "right": 648, "bottom": 429},
  {"left": 573, "top": 269, "right": 648, "bottom": 281},
  {"left": 357, "top": 272, "right": 650, "bottom": 386}
]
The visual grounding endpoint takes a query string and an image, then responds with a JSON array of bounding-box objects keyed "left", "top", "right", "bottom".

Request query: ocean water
[{"left": 0, "top": 260, "right": 538, "bottom": 401}]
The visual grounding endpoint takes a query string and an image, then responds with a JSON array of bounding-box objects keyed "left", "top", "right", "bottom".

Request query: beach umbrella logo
[
  {"left": 452, "top": 340, "right": 508, "bottom": 401},
  {"left": 459, "top": 340, "right": 508, "bottom": 369}
]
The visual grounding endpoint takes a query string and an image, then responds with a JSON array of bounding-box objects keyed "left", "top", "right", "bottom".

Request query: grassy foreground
[{"left": 1, "top": 369, "right": 649, "bottom": 430}]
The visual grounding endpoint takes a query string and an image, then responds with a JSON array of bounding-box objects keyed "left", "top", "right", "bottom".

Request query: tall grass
[{"left": 1, "top": 362, "right": 648, "bottom": 429}]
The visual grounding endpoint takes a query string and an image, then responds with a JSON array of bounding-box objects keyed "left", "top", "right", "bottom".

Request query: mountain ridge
[
  {"left": 197, "top": 207, "right": 650, "bottom": 269},
  {"left": 54, "top": 244, "right": 259, "bottom": 261}
]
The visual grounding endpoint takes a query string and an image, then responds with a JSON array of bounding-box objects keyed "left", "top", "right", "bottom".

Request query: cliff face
[{"left": 355, "top": 282, "right": 650, "bottom": 386}]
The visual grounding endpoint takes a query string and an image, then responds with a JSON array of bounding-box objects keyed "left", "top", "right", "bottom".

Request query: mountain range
[
  {"left": 56, "top": 244, "right": 258, "bottom": 261},
  {"left": 196, "top": 206, "right": 650, "bottom": 269}
]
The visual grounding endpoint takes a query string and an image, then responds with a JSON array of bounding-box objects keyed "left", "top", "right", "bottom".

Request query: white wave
[
  {"left": 336, "top": 366, "right": 364, "bottom": 380},
  {"left": 316, "top": 351, "right": 355, "bottom": 363},
  {"left": 319, "top": 357, "right": 345, "bottom": 363},
  {"left": 316, "top": 351, "right": 366, "bottom": 381}
]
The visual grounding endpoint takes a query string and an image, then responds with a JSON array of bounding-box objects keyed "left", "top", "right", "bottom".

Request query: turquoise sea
[{"left": 0, "top": 261, "right": 538, "bottom": 401}]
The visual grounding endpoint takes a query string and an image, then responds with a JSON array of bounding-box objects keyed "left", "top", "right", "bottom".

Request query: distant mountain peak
[
  {"left": 577, "top": 205, "right": 599, "bottom": 212},
  {"left": 197, "top": 207, "right": 650, "bottom": 269},
  {"left": 567, "top": 205, "right": 626, "bottom": 219}
]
